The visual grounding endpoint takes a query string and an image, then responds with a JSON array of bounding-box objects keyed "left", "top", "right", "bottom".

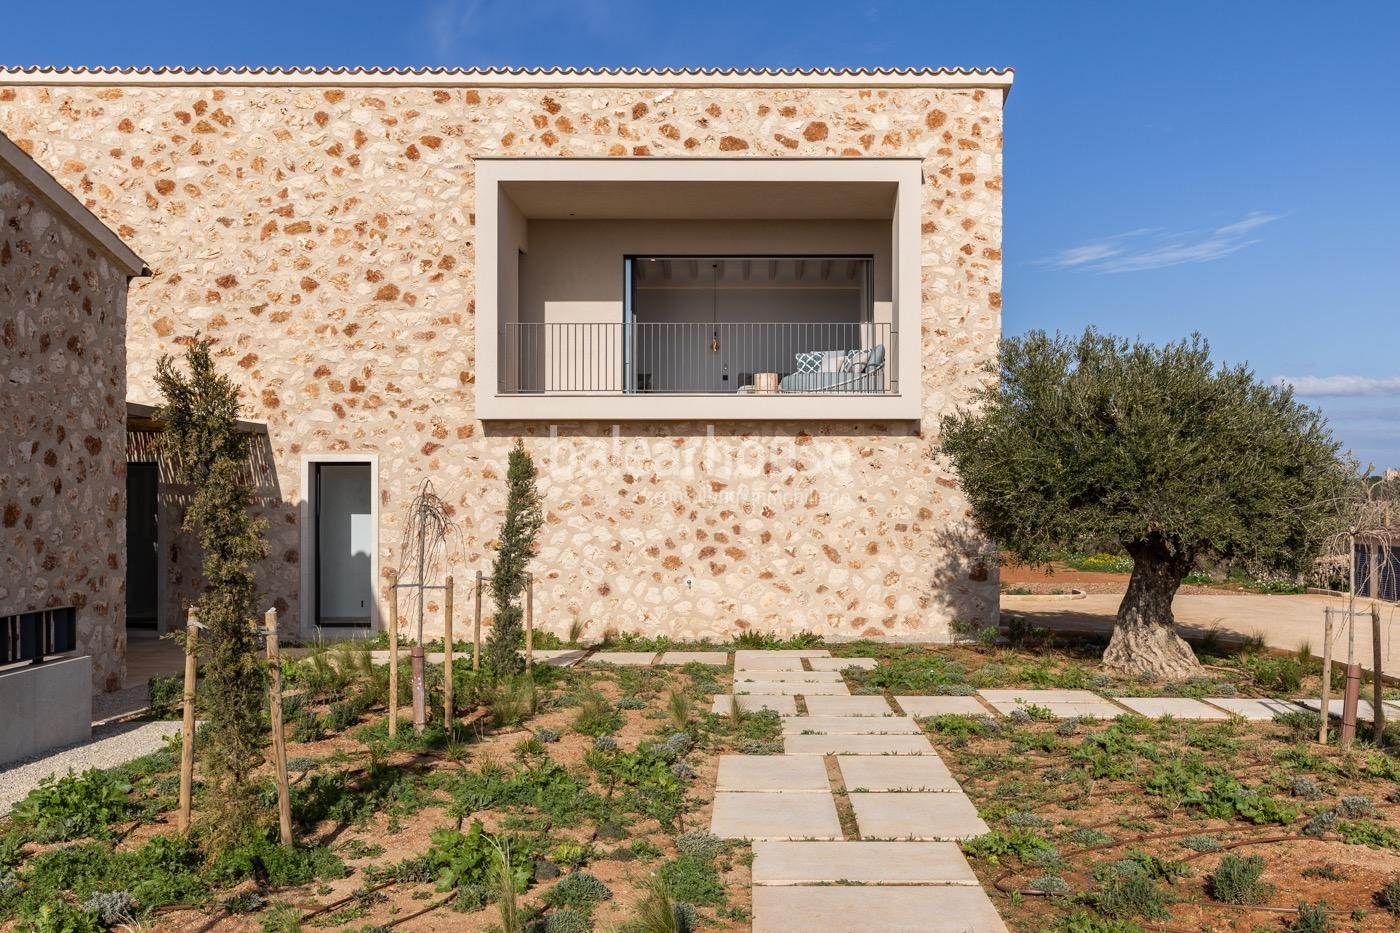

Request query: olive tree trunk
[{"left": 1101, "top": 539, "right": 1204, "bottom": 679}]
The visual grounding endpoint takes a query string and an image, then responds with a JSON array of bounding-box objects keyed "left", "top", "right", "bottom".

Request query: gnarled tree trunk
[{"left": 1101, "top": 536, "right": 1203, "bottom": 679}]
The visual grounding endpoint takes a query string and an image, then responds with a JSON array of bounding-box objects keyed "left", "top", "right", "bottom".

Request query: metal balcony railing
[{"left": 498, "top": 322, "right": 895, "bottom": 395}]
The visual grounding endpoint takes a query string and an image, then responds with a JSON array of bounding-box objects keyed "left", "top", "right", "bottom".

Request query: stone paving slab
[
  {"left": 737, "top": 682, "right": 850, "bottom": 695},
  {"left": 583, "top": 652, "right": 656, "bottom": 666},
  {"left": 983, "top": 698, "right": 1125, "bottom": 719},
  {"left": 807, "top": 657, "right": 877, "bottom": 671},
  {"left": 803, "top": 695, "right": 898, "bottom": 716},
  {"left": 1201, "top": 697, "right": 1304, "bottom": 720},
  {"left": 734, "top": 656, "right": 806, "bottom": 671},
  {"left": 658, "top": 651, "right": 728, "bottom": 666},
  {"left": 1297, "top": 698, "right": 1390, "bottom": 722},
  {"left": 735, "top": 670, "right": 845, "bottom": 682},
  {"left": 753, "top": 884, "right": 1009, "bottom": 933},
  {"left": 710, "top": 791, "right": 843, "bottom": 840},
  {"left": 710, "top": 695, "right": 799, "bottom": 716},
  {"left": 978, "top": 688, "right": 1105, "bottom": 704},
  {"left": 1113, "top": 697, "right": 1230, "bottom": 720},
  {"left": 784, "top": 733, "right": 932, "bottom": 755},
  {"left": 894, "top": 696, "right": 990, "bottom": 717},
  {"left": 781, "top": 716, "right": 922, "bottom": 735},
  {"left": 735, "top": 649, "right": 831, "bottom": 663},
  {"left": 751, "top": 840, "right": 978, "bottom": 885},
  {"left": 717, "top": 755, "right": 832, "bottom": 792},
  {"left": 838, "top": 755, "right": 960, "bottom": 792},
  {"left": 849, "top": 792, "right": 989, "bottom": 840}
]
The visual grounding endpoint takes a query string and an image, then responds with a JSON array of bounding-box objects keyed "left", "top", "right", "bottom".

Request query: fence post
[
  {"left": 177, "top": 607, "right": 198, "bottom": 835},
  {"left": 265, "top": 608, "right": 293, "bottom": 848},
  {"left": 1319, "top": 607, "right": 1333, "bottom": 745},
  {"left": 474, "top": 570, "right": 483, "bottom": 672},
  {"left": 1373, "top": 604, "right": 1385, "bottom": 744},
  {"left": 443, "top": 576, "right": 455, "bottom": 727},
  {"left": 525, "top": 572, "right": 534, "bottom": 673},
  {"left": 388, "top": 576, "right": 399, "bottom": 740}
]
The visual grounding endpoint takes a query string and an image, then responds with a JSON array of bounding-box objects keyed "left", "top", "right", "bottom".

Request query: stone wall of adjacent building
[
  {"left": 0, "top": 80, "right": 1002, "bottom": 643},
  {"left": 0, "top": 157, "right": 128, "bottom": 689}
]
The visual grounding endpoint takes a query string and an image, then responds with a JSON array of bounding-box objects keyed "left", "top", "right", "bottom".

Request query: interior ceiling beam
[
  {"left": 742, "top": 260, "right": 751, "bottom": 281},
  {"left": 795, "top": 259, "right": 806, "bottom": 280},
  {"left": 661, "top": 260, "right": 671, "bottom": 280},
  {"left": 820, "top": 260, "right": 832, "bottom": 280},
  {"left": 769, "top": 259, "right": 778, "bottom": 279},
  {"left": 846, "top": 260, "right": 857, "bottom": 280}
]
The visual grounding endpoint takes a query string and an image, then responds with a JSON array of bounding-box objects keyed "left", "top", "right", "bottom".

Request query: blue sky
[{"left": 4, "top": 0, "right": 1397, "bottom": 466}]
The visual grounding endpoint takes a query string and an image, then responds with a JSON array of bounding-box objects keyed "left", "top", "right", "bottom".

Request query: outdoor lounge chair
[{"left": 778, "top": 344, "right": 886, "bottom": 393}]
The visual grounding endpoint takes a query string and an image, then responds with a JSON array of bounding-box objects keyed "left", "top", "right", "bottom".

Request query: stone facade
[
  {"left": 1, "top": 151, "right": 130, "bottom": 689},
  {"left": 0, "top": 71, "right": 1005, "bottom": 644}
]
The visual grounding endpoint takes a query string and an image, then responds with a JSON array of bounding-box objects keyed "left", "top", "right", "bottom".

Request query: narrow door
[
  {"left": 125, "top": 462, "right": 159, "bottom": 629},
  {"left": 315, "top": 463, "right": 373, "bottom": 626}
]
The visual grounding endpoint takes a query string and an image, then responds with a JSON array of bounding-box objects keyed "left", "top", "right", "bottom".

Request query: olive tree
[{"left": 940, "top": 329, "right": 1347, "bottom": 678}]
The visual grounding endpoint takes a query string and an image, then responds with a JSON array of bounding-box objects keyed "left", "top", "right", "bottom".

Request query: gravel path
[{"left": 0, "top": 720, "right": 182, "bottom": 814}]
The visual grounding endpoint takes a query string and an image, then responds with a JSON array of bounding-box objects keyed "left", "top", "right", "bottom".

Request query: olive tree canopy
[{"left": 940, "top": 329, "right": 1348, "bottom": 678}]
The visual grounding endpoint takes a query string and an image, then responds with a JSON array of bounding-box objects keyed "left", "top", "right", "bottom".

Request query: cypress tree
[
  {"left": 155, "top": 337, "right": 268, "bottom": 847},
  {"left": 486, "top": 440, "right": 543, "bottom": 676}
]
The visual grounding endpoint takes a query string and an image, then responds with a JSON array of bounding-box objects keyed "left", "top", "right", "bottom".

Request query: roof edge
[
  {"left": 0, "top": 132, "right": 149, "bottom": 277},
  {"left": 0, "top": 65, "right": 1013, "bottom": 90}
]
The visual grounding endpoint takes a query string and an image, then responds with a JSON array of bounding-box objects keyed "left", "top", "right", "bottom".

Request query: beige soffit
[
  {"left": 0, "top": 131, "right": 149, "bottom": 277},
  {"left": 0, "top": 65, "right": 1014, "bottom": 92}
]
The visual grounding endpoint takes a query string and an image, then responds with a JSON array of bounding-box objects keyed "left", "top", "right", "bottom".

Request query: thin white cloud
[
  {"left": 1274, "top": 375, "right": 1400, "bottom": 397},
  {"left": 1037, "top": 211, "right": 1284, "bottom": 274}
]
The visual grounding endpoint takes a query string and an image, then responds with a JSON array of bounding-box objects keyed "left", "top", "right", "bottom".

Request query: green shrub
[
  {"left": 11, "top": 770, "right": 131, "bottom": 842},
  {"left": 427, "top": 822, "right": 527, "bottom": 894},
  {"left": 962, "top": 829, "right": 1055, "bottom": 865},
  {"left": 15, "top": 900, "right": 104, "bottom": 933},
  {"left": 1208, "top": 854, "right": 1274, "bottom": 905},
  {"left": 147, "top": 673, "right": 185, "bottom": 718},
  {"left": 543, "top": 872, "right": 612, "bottom": 909},
  {"left": 572, "top": 692, "right": 621, "bottom": 737},
  {"left": 1336, "top": 819, "right": 1400, "bottom": 849},
  {"left": 1091, "top": 872, "right": 1171, "bottom": 921},
  {"left": 208, "top": 837, "right": 345, "bottom": 889},
  {"left": 674, "top": 831, "right": 727, "bottom": 862},
  {"left": 1287, "top": 901, "right": 1331, "bottom": 933},
  {"left": 543, "top": 906, "right": 593, "bottom": 933},
  {"left": 1380, "top": 875, "right": 1400, "bottom": 914},
  {"left": 658, "top": 855, "right": 724, "bottom": 906}
]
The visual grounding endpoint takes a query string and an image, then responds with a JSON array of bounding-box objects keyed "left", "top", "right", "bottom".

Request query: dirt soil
[{"left": 1001, "top": 561, "right": 1219, "bottom": 596}]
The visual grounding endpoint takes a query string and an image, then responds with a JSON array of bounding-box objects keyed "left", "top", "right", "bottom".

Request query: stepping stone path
[
  {"left": 710, "top": 651, "right": 1008, "bottom": 932},
  {"left": 1113, "top": 696, "right": 1230, "bottom": 720},
  {"left": 658, "top": 650, "right": 728, "bottom": 666},
  {"left": 978, "top": 688, "right": 1126, "bottom": 719}
]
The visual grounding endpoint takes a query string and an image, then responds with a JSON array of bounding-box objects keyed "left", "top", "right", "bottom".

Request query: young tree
[
  {"left": 485, "top": 440, "right": 543, "bottom": 676},
  {"left": 155, "top": 338, "right": 268, "bottom": 846},
  {"left": 940, "top": 329, "right": 1347, "bottom": 678}
]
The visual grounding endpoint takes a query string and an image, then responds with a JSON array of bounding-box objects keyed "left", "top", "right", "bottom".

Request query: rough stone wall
[
  {"left": 0, "top": 159, "right": 127, "bottom": 688},
  {"left": 0, "top": 81, "right": 1002, "bottom": 643}
]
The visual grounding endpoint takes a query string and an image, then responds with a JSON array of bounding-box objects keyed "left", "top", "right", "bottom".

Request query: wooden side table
[{"left": 752, "top": 372, "right": 779, "bottom": 394}]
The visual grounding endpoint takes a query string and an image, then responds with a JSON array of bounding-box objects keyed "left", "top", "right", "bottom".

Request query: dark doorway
[{"left": 126, "top": 462, "right": 159, "bottom": 629}]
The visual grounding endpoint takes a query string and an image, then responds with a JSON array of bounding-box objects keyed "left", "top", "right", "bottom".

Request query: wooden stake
[
  {"left": 525, "top": 572, "right": 534, "bottom": 673},
  {"left": 1342, "top": 660, "right": 1361, "bottom": 749},
  {"left": 264, "top": 608, "right": 293, "bottom": 848},
  {"left": 1319, "top": 607, "right": 1333, "bottom": 745},
  {"left": 1373, "top": 604, "right": 1385, "bottom": 744},
  {"left": 388, "top": 576, "right": 399, "bottom": 739},
  {"left": 473, "top": 570, "right": 483, "bottom": 672},
  {"left": 443, "top": 576, "right": 455, "bottom": 726},
  {"left": 178, "top": 607, "right": 198, "bottom": 835}
]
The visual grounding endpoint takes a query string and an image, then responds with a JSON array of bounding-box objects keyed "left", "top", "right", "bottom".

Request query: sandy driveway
[{"left": 1003, "top": 591, "right": 1400, "bottom": 677}]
